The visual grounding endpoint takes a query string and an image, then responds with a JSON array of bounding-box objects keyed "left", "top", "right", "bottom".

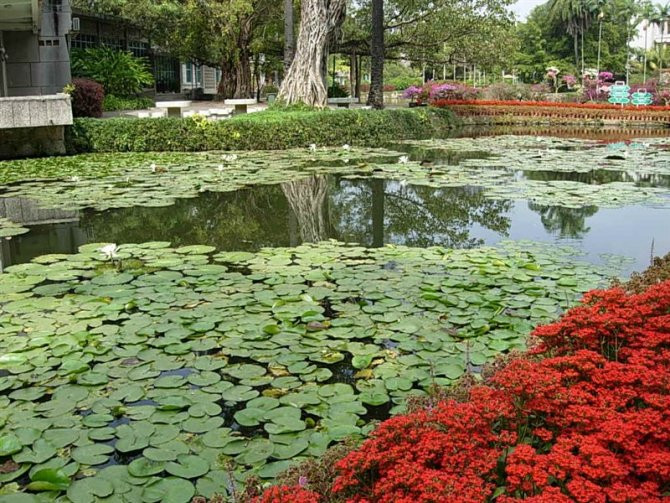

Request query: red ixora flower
[{"left": 258, "top": 281, "right": 670, "bottom": 502}]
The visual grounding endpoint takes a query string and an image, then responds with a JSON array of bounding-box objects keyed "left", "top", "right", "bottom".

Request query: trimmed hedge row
[{"left": 65, "top": 108, "right": 458, "bottom": 153}]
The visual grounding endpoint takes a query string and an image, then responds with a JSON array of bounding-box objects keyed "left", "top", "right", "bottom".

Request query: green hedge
[
  {"left": 65, "top": 108, "right": 459, "bottom": 153},
  {"left": 103, "top": 95, "right": 155, "bottom": 112}
]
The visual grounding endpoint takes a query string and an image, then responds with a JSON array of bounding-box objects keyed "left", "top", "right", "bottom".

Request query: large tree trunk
[
  {"left": 278, "top": 0, "right": 346, "bottom": 107},
  {"left": 217, "top": 59, "right": 237, "bottom": 99},
  {"left": 367, "top": 0, "right": 384, "bottom": 109},
  {"left": 234, "top": 19, "right": 254, "bottom": 98},
  {"left": 284, "top": 0, "right": 295, "bottom": 73},
  {"left": 355, "top": 54, "right": 362, "bottom": 103},
  {"left": 349, "top": 50, "right": 356, "bottom": 97},
  {"left": 281, "top": 176, "right": 329, "bottom": 242},
  {"left": 235, "top": 50, "right": 253, "bottom": 98}
]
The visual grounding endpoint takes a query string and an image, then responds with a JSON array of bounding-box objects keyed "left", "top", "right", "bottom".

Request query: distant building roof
[{"left": 0, "top": 0, "right": 40, "bottom": 32}]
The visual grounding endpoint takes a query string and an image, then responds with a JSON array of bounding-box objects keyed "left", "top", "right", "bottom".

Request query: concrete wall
[
  {"left": 0, "top": 197, "right": 78, "bottom": 226},
  {"left": 1, "top": 0, "right": 72, "bottom": 96},
  {"left": 0, "top": 94, "right": 73, "bottom": 159}
]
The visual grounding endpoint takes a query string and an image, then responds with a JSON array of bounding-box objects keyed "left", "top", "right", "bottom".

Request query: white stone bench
[
  {"left": 224, "top": 99, "right": 257, "bottom": 115},
  {"left": 155, "top": 100, "right": 192, "bottom": 118},
  {"left": 328, "top": 97, "right": 358, "bottom": 108},
  {"left": 208, "top": 108, "right": 233, "bottom": 119}
]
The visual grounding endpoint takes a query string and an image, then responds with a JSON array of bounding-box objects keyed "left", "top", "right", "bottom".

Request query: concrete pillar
[{"left": 0, "top": 31, "right": 7, "bottom": 97}]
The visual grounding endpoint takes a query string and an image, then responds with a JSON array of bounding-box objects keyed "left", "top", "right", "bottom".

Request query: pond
[
  {"left": 0, "top": 127, "right": 668, "bottom": 502},
  {"left": 1, "top": 131, "right": 669, "bottom": 275}
]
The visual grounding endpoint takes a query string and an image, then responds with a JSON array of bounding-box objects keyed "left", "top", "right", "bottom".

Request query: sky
[{"left": 512, "top": 0, "right": 545, "bottom": 20}]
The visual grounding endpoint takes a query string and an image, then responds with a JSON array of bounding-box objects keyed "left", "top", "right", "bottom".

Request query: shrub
[
  {"left": 483, "top": 83, "right": 534, "bottom": 101},
  {"left": 102, "top": 94, "right": 154, "bottom": 112},
  {"left": 388, "top": 76, "right": 422, "bottom": 91},
  {"left": 620, "top": 251, "right": 670, "bottom": 293},
  {"left": 71, "top": 48, "right": 154, "bottom": 96},
  {"left": 327, "top": 83, "right": 349, "bottom": 98},
  {"left": 259, "top": 279, "right": 670, "bottom": 502},
  {"left": 262, "top": 84, "right": 279, "bottom": 95},
  {"left": 65, "top": 108, "right": 458, "bottom": 153},
  {"left": 69, "top": 78, "right": 104, "bottom": 118}
]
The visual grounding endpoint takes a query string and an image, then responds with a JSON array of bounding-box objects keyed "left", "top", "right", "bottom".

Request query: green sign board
[
  {"left": 608, "top": 81, "right": 630, "bottom": 106},
  {"left": 631, "top": 89, "right": 653, "bottom": 106}
]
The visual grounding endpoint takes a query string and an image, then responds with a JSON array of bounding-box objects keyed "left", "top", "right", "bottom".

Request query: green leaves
[
  {"left": 0, "top": 434, "right": 22, "bottom": 456},
  {"left": 71, "top": 444, "right": 114, "bottom": 465},
  {"left": 25, "top": 468, "right": 71, "bottom": 491},
  {"left": 0, "top": 239, "right": 620, "bottom": 499}
]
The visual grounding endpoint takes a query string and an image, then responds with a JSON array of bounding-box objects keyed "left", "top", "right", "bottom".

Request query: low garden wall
[
  {"left": 434, "top": 100, "right": 670, "bottom": 127},
  {"left": 0, "top": 94, "right": 73, "bottom": 159},
  {"left": 65, "top": 108, "right": 458, "bottom": 153}
]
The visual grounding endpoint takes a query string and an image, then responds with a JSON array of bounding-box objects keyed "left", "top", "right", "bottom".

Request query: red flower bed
[
  {"left": 259, "top": 281, "right": 670, "bottom": 502},
  {"left": 252, "top": 485, "right": 321, "bottom": 503},
  {"left": 431, "top": 99, "right": 670, "bottom": 111}
]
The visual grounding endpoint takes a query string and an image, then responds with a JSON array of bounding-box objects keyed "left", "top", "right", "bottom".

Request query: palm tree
[
  {"left": 548, "top": 0, "right": 597, "bottom": 74},
  {"left": 650, "top": 2, "right": 670, "bottom": 83},
  {"left": 623, "top": 0, "right": 644, "bottom": 84},
  {"left": 640, "top": 1, "right": 656, "bottom": 83}
]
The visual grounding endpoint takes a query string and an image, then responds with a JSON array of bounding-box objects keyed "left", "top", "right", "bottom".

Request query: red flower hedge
[
  {"left": 260, "top": 281, "right": 670, "bottom": 502},
  {"left": 253, "top": 485, "right": 321, "bottom": 503},
  {"left": 431, "top": 99, "right": 670, "bottom": 111}
]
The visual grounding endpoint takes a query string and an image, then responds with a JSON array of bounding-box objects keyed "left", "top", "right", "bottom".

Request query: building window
[
  {"left": 129, "top": 41, "right": 149, "bottom": 58},
  {"left": 100, "top": 37, "right": 123, "bottom": 50},
  {"left": 45, "top": 0, "right": 63, "bottom": 11},
  {"left": 184, "top": 62, "right": 203, "bottom": 86},
  {"left": 71, "top": 34, "right": 98, "bottom": 49}
]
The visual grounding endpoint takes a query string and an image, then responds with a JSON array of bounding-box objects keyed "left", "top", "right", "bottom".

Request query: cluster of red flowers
[
  {"left": 258, "top": 281, "right": 670, "bottom": 502},
  {"left": 253, "top": 485, "right": 322, "bottom": 503},
  {"left": 430, "top": 99, "right": 670, "bottom": 111}
]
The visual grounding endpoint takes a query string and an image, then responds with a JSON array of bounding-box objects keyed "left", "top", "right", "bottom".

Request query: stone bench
[
  {"left": 155, "top": 100, "right": 192, "bottom": 118},
  {"left": 328, "top": 97, "right": 358, "bottom": 108},
  {"left": 224, "top": 99, "right": 257, "bottom": 115}
]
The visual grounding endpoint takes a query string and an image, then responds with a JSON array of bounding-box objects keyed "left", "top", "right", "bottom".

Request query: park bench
[
  {"left": 328, "top": 97, "right": 358, "bottom": 108},
  {"left": 155, "top": 100, "right": 192, "bottom": 118},
  {"left": 224, "top": 99, "right": 257, "bottom": 115}
]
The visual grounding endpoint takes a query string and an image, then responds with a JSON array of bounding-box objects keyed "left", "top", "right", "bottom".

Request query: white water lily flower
[
  {"left": 343, "top": 144, "right": 351, "bottom": 151},
  {"left": 99, "top": 243, "right": 119, "bottom": 260},
  {"left": 309, "top": 143, "right": 317, "bottom": 152},
  {"left": 150, "top": 163, "right": 157, "bottom": 173},
  {"left": 398, "top": 155, "right": 409, "bottom": 164},
  {"left": 222, "top": 154, "right": 238, "bottom": 163},
  {"left": 217, "top": 164, "right": 225, "bottom": 172},
  {"left": 70, "top": 176, "right": 80, "bottom": 182}
]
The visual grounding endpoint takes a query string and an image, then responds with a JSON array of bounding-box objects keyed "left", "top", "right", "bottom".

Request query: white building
[{"left": 181, "top": 62, "right": 222, "bottom": 95}]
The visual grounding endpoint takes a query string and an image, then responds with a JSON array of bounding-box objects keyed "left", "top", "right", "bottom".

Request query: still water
[{"left": 1, "top": 127, "right": 669, "bottom": 275}]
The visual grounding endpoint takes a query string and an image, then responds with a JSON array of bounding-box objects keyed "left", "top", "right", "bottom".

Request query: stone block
[
  {"left": 30, "top": 62, "right": 56, "bottom": 87},
  {"left": 0, "top": 95, "right": 72, "bottom": 128},
  {"left": 38, "top": 44, "right": 70, "bottom": 63},
  {"left": 28, "top": 100, "right": 48, "bottom": 127},
  {"left": 0, "top": 101, "right": 13, "bottom": 129},
  {"left": 8, "top": 87, "right": 37, "bottom": 97},
  {"left": 3, "top": 32, "right": 39, "bottom": 63},
  {"left": 46, "top": 95, "right": 73, "bottom": 125},
  {"left": 0, "top": 126, "right": 66, "bottom": 160},
  {"left": 10, "top": 100, "right": 31, "bottom": 127},
  {"left": 6, "top": 63, "right": 31, "bottom": 88}
]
